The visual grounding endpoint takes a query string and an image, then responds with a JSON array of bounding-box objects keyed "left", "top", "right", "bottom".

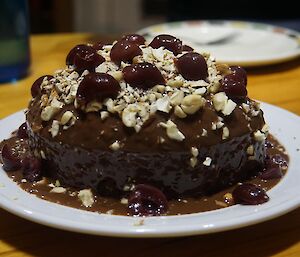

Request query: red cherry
[
  {"left": 221, "top": 66, "right": 248, "bottom": 99},
  {"left": 128, "top": 184, "right": 168, "bottom": 216},
  {"left": 1, "top": 144, "right": 21, "bottom": 171},
  {"left": 176, "top": 52, "right": 208, "bottom": 80},
  {"left": 76, "top": 72, "right": 120, "bottom": 106},
  {"left": 110, "top": 40, "right": 142, "bottom": 65},
  {"left": 182, "top": 44, "right": 194, "bottom": 52},
  {"left": 17, "top": 122, "right": 28, "bottom": 139},
  {"left": 66, "top": 44, "right": 105, "bottom": 73},
  {"left": 149, "top": 34, "right": 182, "bottom": 55},
  {"left": 22, "top": 156, "right": 43, "bottom": 182},
  {"left": 232, "top": 183, "right": 269, "bottom": 205},
  {"left": 121, "top": 34, "right": 146, "bottom": 45},
  {"left": 31, "top": 75, "right": 53, "bottom": 98},
  {"left": 92, "top": 42, "right": 105, "bottom": 51},
  {"left": 123, "top": 62, "right": 165, "bottom": 89}
]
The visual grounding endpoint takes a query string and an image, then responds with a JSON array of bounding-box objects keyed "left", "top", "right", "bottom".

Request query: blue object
[{"left": 0, "top": 0, "right": 30, "bottom": 83}]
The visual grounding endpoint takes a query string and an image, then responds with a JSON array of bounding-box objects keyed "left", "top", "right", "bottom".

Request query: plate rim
[
  {"left": 0, "top": 102, "right": 300, "bottom": 238},
  {"left": 137, "top": 19, "right": 300, "bottom": 67}
]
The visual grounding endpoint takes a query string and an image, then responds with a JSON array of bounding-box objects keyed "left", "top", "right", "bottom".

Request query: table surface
[{"left": 0, "top": 34, "right": 299, "bottom": 257}]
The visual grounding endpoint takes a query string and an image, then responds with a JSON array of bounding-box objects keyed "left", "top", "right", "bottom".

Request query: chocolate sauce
[{"left": 0, "top": 134, "right": 288, "bottom": 216}]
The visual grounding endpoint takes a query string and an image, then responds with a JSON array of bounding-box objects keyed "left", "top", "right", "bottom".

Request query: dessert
[{"left": 0, "top": 34, "right": 289, "bottom": 216}]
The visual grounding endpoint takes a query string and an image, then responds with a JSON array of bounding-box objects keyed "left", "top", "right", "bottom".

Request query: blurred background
[{"left": 29, "top": 0, "right": 300, "bottom": 34}]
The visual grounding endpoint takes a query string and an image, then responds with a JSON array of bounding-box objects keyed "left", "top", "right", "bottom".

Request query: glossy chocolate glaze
[
  {"left": 27, "top": 96, "right": 264, "bottom": 152},
  {"left": 1, "top": 134, "right": 288, "bottom": 215},
  {"left": 25, "top": 95, "right": 265, "bottom": 197}
]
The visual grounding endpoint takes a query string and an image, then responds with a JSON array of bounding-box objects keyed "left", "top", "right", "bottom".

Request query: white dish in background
[
  {"left": 137, "top": 20, "right": 300, "bottom": 67},
  {"left": 0, "top": 103, "right": 299, "bottom": 238}
]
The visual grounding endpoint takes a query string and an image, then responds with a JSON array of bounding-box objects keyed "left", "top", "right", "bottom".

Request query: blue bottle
[{"left": 0, "top": 0, "right": 30, "bottom": 83}]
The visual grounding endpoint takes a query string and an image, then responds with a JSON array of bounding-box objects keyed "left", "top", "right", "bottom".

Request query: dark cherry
[
  {"left": 1, "top": 144, "right": 21, "bottom": 171},
  {"left": 176, "top": 52, "right": 208, "bottom": 81},
  {"left": 259, "top": 161, "right": 283, "bottom": 180},
  {"left": 221, "top": 66, "right": 248, "bottom": 98},
  {"left": 66, "top": 44, "right": 90, "bottom": 65},
  {"left": 182, "top": 44, "right": 194, "bottom": 52},
  {"left": 31, "top": 75, "right": 53, "bottom": 98},
  {"left": 232, "top": 183, "right": 269, "bottom": 205},
  {"left": 122, "top": 34, "right": 146, "bottom": 45},
  {"left": 128, "top": 184, "right": 168, "bottom": 216},
  {"left": 265, "top": 140, "right": 274, "bottom": 148},
  {"left": 92, "top": 42, "right": 105, "bottom": 51},
  {"left": 230, "top": 66, "right": 247, "bottom": 85},
  {"left": 76, "top": 72, "right": 120, "bottom": 105},
  {"left": 22, "top": 156, "right": 43, "bottom": 182},
  {"left": 110, "top": 40, "right": 142, "bottom": 65},
  {"left": 123, "top": 62, "right": 165, "bottom": 89},
  {"left": 149, "top": 34, "right": 182, "bottom": 55},
  {"left": 270, "top": 154, "right": 288, "bottom": 167},
  {"left": 17, "top": 122, "right": 28, "bottom": 139},
  {"left": 66, "top": 44, "right": 105, "bottom": 73}
]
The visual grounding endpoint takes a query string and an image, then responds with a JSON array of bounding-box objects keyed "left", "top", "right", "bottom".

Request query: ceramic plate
[
  {"left": 137, "top": 20, "right": 300, "bottom": 67},
  {"left": 0, "top": 103, "right": 300, "bottom": 238}
]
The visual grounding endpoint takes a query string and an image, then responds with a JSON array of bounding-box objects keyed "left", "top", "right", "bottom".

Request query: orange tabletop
[{"left": 0, "top": 34, "right": 299, "bottom": 257}]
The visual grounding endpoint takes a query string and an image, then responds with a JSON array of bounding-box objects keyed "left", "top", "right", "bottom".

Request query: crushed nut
[
  {"left": 78, "top": 189, "right": 94, "bottom": 207},
  {"left": 254, "top": 130, "right": 266, "bottom": 142},
  {"left": 109, "top": 141, "right": 121, "bottom": 151},
  {"left": 181, "top": 95, "right": 205, "bottom": 115},
  {"left": 174, "top": 105, "right": 187, "bottom": 118},
  {"left": 246, "top": 145, "right": 254, "bottom": 155},
  {"left": 49, "top": 120, "right": 60, "bottom": 137},
  {"left": 60, "top": 111, "right": 75, "bottom": 125},
  {"left": 50, "top": 187, "right": 67, "bottom": 194},
  {"left": 159, "top": 120, "right": 185, "bottom": 141},
  {"left": 222, "top": 126, "right": 229, "bottom": 140},
  {"left": 203, "top": 157, "right": 212, "bottom": 166},
  {"left": 41, "top": 106, "right": 59, "bottom": 121}
]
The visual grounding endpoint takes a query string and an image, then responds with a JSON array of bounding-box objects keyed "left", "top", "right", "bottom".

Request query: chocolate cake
[{"left": 2, "top": 34, "right": 278, "bottom": 216}]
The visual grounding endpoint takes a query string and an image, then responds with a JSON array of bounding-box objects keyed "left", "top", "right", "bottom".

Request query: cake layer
[{"left": 28, "top": 125, "right": 265, "bottom": 198}]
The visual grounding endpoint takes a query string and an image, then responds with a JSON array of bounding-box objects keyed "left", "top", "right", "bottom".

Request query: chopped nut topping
[
  {"left": 170, "top": 91, "right": 184, "bottom": 106},
  {"left": 156, "top": 95, "right": 172, "bottom": 113},
  {"left": 181, "top": 95, "right": 205, "bottom": 115},
  {"left": 191, "top": 146, "right": 199, "bottom": 157},
  {"left": 41, "top": 106, "right": 59, "bottom": 121},
  {"left": 215, "top": 200, "right": 228, "bottom": 207},
  {"left": 100, "top": 111, "right": 109, "bottom": 120},
  {"left": 159, "top": 120, "right": 185, "bottom": 141},
  {"left": 190, "top": 157, "right": 197, "bottom": 168},
  {"left": 222, "top": 126, "right": 229, "bottom": 140},
  {"left": 109, "top": 141, "right": 121, "bottom": 151},
  {"left": 212, "top": 92, "right": 236, "bottom": 115},
  {"left": 247, "top": 145, "right": 254, "bottom": 155},
  {"left": 40, "top": 150, "right": 46, "bottom": 159},
  {"left": 60, "top": 111, "right": 75, "bottom": 125},
  {"left": 50, "top": 187, "right": 67, "bottom": 194},
  {"left": 222, "top": 99, "right": 237, "bottom": 116},
  {"left": 216, "top": 63, "right": 231, "bottom": 75},
  {"left": 49, "top": 120, "right": 60, "bottom": 137},
  {"left": 203, "top": 157, "right": 212, "bottom": 166},
  {"left": 254, "top": 130, "right": 266, "bottom": 142},
  {"left": 242, "top": 103, "right": 250, "bottom": 113},
  {"left": 122, "top": 104, "right": 138, "bottom": 127},
  {"left": 174, "top": 105, "right": 187, "bottom": 118},
  {"left": 120, "top": 198, "right": 129, "bottom": 204},
  {"left": 78, "top": 189, "right": 94, "bottom": 207},
  {"left": 261, "top": 124, "right": 269, "bottom": 134}
]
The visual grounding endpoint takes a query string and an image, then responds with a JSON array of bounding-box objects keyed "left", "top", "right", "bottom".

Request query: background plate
[
  {"left": 0, "top": 102, "right": 300, "bottom": 237},
  {"left": 137, "top": 20, "right": 300, "bottom": 67}
]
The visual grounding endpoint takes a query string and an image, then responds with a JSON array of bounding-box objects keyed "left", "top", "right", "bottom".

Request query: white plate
[
  {"left": 0, "top": 103, "right": 300, "bottom": 238},
  {"left": 137, "top": 20, "right": 300, "bottom": 67}
]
